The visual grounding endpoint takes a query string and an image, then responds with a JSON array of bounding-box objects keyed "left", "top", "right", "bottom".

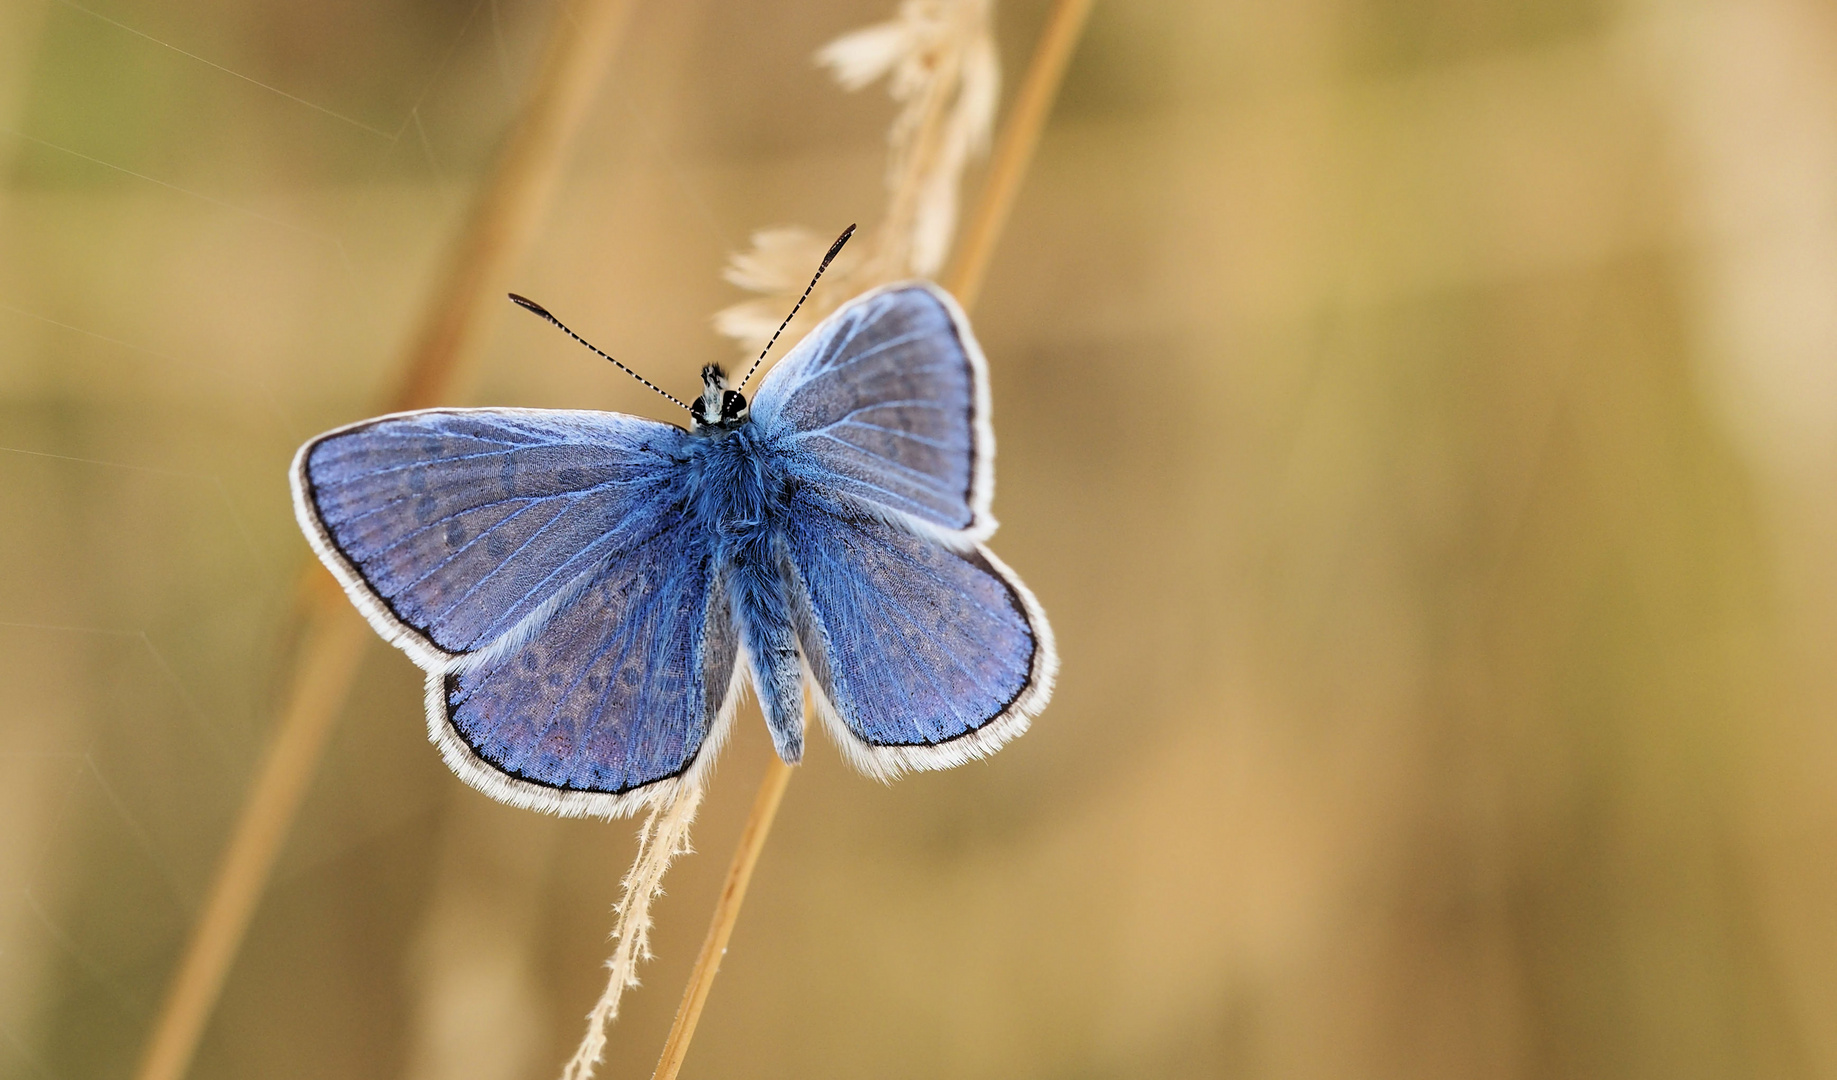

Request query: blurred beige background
[{"left": 5, "top": 0, "right": 1837, "bottom": 1077}]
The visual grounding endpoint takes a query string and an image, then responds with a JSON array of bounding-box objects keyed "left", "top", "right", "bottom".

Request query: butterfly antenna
[
  {"left": 737, "top": 223, "right": 856, "bottom": 391},
  {"left": 507, "top": 294, "right": 690, "bottom": 411}
]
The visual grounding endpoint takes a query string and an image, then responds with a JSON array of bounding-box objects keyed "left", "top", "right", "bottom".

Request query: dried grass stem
[
  {"left": 133, "top": 4, "right": 639, "bottom": 1078},
  {"left": 947, "top": 0, "right": 1094, "bottom": 307},
  {"left": 133, "top": 592, "right": 368, "bottom": 1080},
  {"left": 649, "top": 758, "right": 793, "bottom": 1080},
  {"left": 562, "top": 785, "right": 705, "bottom": 1080}
]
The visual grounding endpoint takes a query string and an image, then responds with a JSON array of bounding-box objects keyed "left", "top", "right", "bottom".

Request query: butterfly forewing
[
  {"left": 752, "top": 284, "right": 993, "bottom": 540},
  {"left": 294, "top": 408, "right": 689, "bottom": 661}
]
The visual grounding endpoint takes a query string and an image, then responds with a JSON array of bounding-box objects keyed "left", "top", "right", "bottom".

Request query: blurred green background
[{"left": 5, "top": 0, "right": 1837, "bottom": 1077}]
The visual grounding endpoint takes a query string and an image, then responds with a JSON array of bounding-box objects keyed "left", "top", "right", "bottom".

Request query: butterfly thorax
[{"left": 679, "top": 417, "right": 789, "bottom": 551}]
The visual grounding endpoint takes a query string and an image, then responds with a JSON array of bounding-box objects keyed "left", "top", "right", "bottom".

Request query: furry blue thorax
[{"left": 676, "top": 421, "right": 784, "bottom": 539}]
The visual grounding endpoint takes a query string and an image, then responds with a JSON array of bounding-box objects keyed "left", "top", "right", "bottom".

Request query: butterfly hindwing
[
  {"left": 433, "top": 521, "right": 740, "bottom": 815},
  {"left": 751, "top": 283, "right": 994, "bottom": 541},
  {"left": 782, "top": 500, "right": 1056, "bottom": 777},
  {"left": 292, "top": 407, "right": 689, "bottom": 665}
]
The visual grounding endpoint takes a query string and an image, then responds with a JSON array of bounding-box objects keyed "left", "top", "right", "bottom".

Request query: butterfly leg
[{"left": 723, "top": 543, "right": 805, "bottom": 763}]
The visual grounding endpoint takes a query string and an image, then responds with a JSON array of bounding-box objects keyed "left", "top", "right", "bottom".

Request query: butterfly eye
[{"left": 721, "top": 390, "right": 749, "bottom": 422}]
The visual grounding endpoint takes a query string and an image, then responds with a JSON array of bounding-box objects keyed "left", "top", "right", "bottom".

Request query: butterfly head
[{"left": 691, "top": 364, "right": 749, "bottom": 430}]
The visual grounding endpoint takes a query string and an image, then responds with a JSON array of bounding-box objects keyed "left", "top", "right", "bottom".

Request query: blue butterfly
[{"left": 290, "top": 256, "right": 1055, "bottom": 818}]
